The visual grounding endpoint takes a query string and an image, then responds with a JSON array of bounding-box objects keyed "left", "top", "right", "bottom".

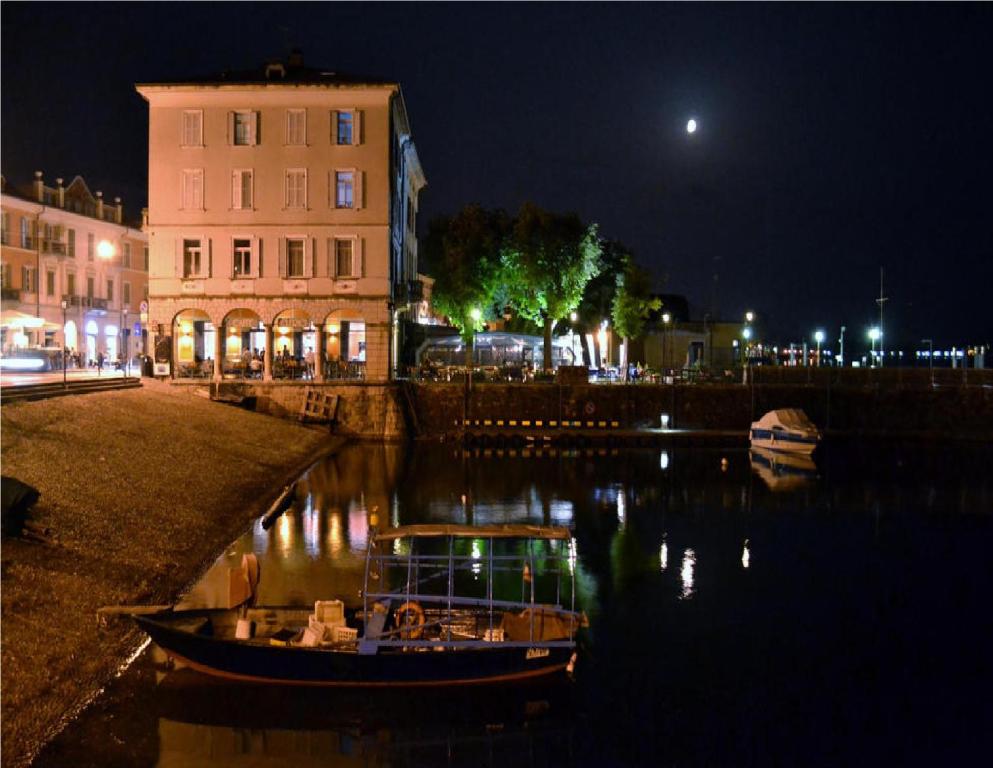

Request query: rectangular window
[
  {"left": 143, "top": 246, "right": 149, "bottom": 270},
  {"left": 286, "top": 109, "right": 306, "bottom": 145},
  {"left": 182, "top": 110, "right": 203, "bottom": 146},
  {"left": 233, "top": 111, "right": 257, "bottom": 145},
  {"left": 87, "top": 233, "right": 94, "bottom": 261},
  {"left": 183, "top": 239, "right": 203, "bottom": 278},
  {"left": 286, "top": 238, "right": 305, "bottom": 278},
  {"left": 107, "top": 279, "right": 114, "bottom": 302},
  {"left": 335, "top": 239, "right": 354, "bottom": 277},
  {"left": 46, "top": 270, "right": 55, "bottom": 297},
  {"left": 335, "top": 171, "right": 354, "bottom": 209},
  {"left": 68, "top": 229, "right": 75, "bottom": 257},
  {"left": 67, "top": 272, "right": 76, "bottom": 296},
  {"left": 181, "top": 169, "right": 204, "bottom": 210},
  {"left": 22, "top": 266, "right": 35, "bottom": 293},
  {"left": 20, "top": 218, "right": 31, "bottom": 248},
  {"left": 285, "top": 169, "right": 307, "bottom": 209},
  {"left": 336, "top": 111, "right": 353, "bottom": 145},
  {"left": 86, "top": 276, "right": 94, "bottom": 299},
  {"left": 123, "top": 282, "right": 131, "bottom": 306},
  {"left": 1, "top": 212, "right": 9, "bottom": 245},
  {"left": 123, "top": 243, "right": 132, "bottom": 268},
  {"left": 233, "top": 238, "right": 252, "bottom": 277},
  {"left": 231, "top": 169, "right": 253, "bottom": 209}
]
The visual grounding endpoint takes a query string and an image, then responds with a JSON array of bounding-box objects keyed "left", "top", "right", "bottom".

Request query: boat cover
[
  {"left": 752, "top": 408, "right": 816, "bottom": 431},
  {"left": 375, "top": 524, "right": 572, "bottom": 542}
]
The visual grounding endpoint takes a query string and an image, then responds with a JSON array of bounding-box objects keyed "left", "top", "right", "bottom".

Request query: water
[{"left": 37, "top": 440, "right": 993, "bottom": 766}]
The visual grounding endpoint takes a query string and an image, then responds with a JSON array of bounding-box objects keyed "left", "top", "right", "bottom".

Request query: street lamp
[
  {"left": 868, "top": 326, "right": 881, "bottom": 367},
  {"left": 122, "top": 304, "right": 130, "bottom": 377},
  {"left": 661, "top": 312, "right": 671, "bottom": 373},
  {"left": 839, "top": 326, "right": 846, "bottom": 368},
  {"left": 921, "top": 338, "right": 934, "bottom": 388},
  {"left": 813, "top": 330, "right": 825, "bottom": 367},
  {"left": 97, "top": 239, "right": 115, "bottom": 260},
  {"left": 61, "top": 299, "right": 68, "bottom": 389}
]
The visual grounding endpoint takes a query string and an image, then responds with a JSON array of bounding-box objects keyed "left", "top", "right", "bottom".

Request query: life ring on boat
[{"left": 395, "top": 601, "right": 426, "bottom": 639}]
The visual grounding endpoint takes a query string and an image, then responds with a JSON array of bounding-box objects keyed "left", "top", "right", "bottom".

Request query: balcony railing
[
  {"left": 63, "top": 295, "right": 109, "bottom": 309},
  {"left": 42, "top": 240, "right": 67, "bottom": 256}
]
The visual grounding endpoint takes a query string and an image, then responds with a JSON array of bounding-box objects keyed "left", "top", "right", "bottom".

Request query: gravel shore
[{"left": 1, "top": 380, "right": 332, "bottom": 767}]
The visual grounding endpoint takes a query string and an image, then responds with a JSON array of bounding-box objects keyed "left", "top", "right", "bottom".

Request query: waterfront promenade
[{"left": 0, "top": 380, "right": 331, "bottom": 768}]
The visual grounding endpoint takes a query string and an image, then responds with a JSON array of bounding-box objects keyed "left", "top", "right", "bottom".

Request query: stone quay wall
[{"left": 407, "top": 382, "right": 993, "bottom": 440}]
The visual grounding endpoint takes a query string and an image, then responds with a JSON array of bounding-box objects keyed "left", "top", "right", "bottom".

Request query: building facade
[
  {"left": 136, "top": 55, "right": 426, "bottom": 382},
  {"left": 0, "top": 173, "right": 148, "bottom": 367}
]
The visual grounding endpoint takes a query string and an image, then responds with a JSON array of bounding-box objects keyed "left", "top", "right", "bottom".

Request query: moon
[{"left": 686, "top": 119, "right": 698, "bottom": 134}]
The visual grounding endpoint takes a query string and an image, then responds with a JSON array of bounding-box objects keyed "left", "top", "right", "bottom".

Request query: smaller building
[{"left": 1, "top": 173, "right": 148, "bottom": 368}]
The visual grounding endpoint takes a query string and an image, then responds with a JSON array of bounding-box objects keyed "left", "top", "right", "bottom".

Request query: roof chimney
[
  {"left": 95, "top": 190, "right": 104, "bottom": 219},
  {"left": 56, "top": 178, "right": 65, "bottom": 208},
  {"left": 33, "top": 171, "right": 44, "bottom": 203},
  {"left": 114, "top": 196, "right": 123, "bottom": 224}
]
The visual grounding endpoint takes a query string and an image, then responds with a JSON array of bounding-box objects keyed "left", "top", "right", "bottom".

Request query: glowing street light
[
  {"left": 469, "top": 307, "right": 482, "bottom": 323},
  {"left": 814, "top": 330, "right": 825, "bottom": 367},
  {"left": 97, "top": 239, "right": 115, "bottom": 260},
  {"left": 745, "top": 311, "right": 754, "bottom": 323},
  {"left": 868, "top": 326, "right": 881, "bottom": 368}
]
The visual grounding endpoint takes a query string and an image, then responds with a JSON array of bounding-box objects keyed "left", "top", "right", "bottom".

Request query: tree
[
  {"left": 576, "top": 239, "right": 630, "bottom": 367},
  {"left": 611, "top": 260, "right": 661, "bottom": 381},
  {"left": 502, "top": 203, "right": 602, "bottom": 371},
  {"left": 422, "top": 205, "right": 508, "bottom": 369}
]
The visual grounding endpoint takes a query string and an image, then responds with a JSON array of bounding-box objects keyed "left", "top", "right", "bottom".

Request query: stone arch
[
  {"left": 220, "top": 308, "right": 265, "bottom": 377},
  {"left": 324, "top": 307, "right": 367, "bottom": 378},
  {"left": 173, "top": 308, "right": 213, "bottom": 376}
]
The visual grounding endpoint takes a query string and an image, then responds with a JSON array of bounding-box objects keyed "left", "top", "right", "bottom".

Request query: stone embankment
[{"left": 0, "top": 380, "right": 333, "bottom": 768}]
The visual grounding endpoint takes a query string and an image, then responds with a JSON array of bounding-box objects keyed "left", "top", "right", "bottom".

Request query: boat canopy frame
[{"left": 362, "top": 524, "right": 579, "bottom": 651}]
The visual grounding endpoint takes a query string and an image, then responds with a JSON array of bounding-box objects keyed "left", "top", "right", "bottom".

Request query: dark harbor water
[{"left": 37, "top": 440, "right": 993, "bottom": 767}]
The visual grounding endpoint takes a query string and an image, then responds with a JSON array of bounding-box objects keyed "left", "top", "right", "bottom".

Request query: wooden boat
[
  {"left": 135, "top": 524, "right": 585, "bottom": 687},
  {"left": 749, "top": 408, "right": 821, "bottom": 455}
]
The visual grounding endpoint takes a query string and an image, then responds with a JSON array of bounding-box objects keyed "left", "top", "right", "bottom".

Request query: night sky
[{"left": 3, "top": 3, "right": 990, "bottom": 347}]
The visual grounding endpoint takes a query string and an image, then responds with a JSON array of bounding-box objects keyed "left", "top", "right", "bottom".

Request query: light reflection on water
[{"left": 36, "top": 440, "right": 993, "bottom": 768}]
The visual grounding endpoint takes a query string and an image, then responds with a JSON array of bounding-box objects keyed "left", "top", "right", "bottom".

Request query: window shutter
[
  {"left": 328, "top": 238, "right": 335, "bottom": 278},
  {"left": 304, "top": 239, "right": 313, "bottom": 278},
  {"left": 175, "top": 238, "right": 183, "bottom": 278},
  {"left": 203, "top": 235, "right": 211, "bottom": 277},
  {"left": 330, "top": 111, "right": 338, "bottom": 143},
  {"left": 227, "top": 112, "right": 234, "bottom": 145},
  {"left": 278, "top": 238, "right": 286, "bottom": 278},
  {"left": 257, "top": 237, "right": 263, "bottom": 278},
  {"left": 353, "top": 110, "right": 362, "bottom": 145},
  {"left": 354, "top": 171, "right": 364, "bottom": 210},
  {"left": 358, "top": 238, "right": 365, "bottom": 277},
  {"left": 231, "top": 171, "right": 239, "bottom": 209},
  {"left": 252, "top": 111, "right": 260, "bottom": 145}
]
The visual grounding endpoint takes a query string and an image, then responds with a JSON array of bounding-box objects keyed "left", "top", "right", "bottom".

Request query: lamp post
[
  {"left": 868, "top": 327, "right": 881, "bottom": 368},
  {"left": 122, "top": 304, "right": 130, "bottom": 377},
  {"left": 814, "top": 330, "right": 825, "bottom": 367},
  {"left": 742, "top": 326, "right": 753, "bottom": 383},
  {"left": 922, "top": 338, "right": 934, "bottom": 388},
  {"left": 661, "top": 312, "right": 671, "bottom": 374},
  {"left": 468, "top": 306, "right": 481, "bottom": 385},
  {"left": 61, "top": 299, "right": 68, "bottom": 389},
  {"left": 839, "top": 326, "right": 846, "bottom": 368}
]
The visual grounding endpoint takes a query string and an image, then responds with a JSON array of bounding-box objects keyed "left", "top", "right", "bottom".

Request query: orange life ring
[{"left": 394, "top": 601, "right": 426, "bottom": 639}]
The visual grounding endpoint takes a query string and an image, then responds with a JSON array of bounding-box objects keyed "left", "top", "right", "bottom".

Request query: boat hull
[
  {"left": 749, "top": 429, "right": 819, "bottom": 455},
  {"left": 136, "top": 612, "right": 573, "bottom": 687}
]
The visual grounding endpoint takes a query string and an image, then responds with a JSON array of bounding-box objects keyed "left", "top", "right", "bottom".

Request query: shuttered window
[
  {"left": 285, "top": 169, "right": 307, "bottom": 209},
  {"left": 232, "top": 169, "right": 253, "bottom": 209},
  {"left": 182, "top": 110, "right": 203, "bottom": 146},
  {"left": 232, "top": 111, "right": 258, "bottom": 145},
  {"left": 286, "top": 109, "right": 306, "bottom": 145},
  {"left": 286, "top": 238, "right": 305, "bottom": 277},
  {"left": 181, "top": 169, "right": 204, "bottom": 210}
]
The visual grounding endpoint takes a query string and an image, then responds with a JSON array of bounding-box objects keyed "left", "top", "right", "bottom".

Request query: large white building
[
  {"left": 1, "top": 173, "right": 148, "bottom": 368},
  {"left": 136, "top": 53, "right": 426, "bottom": 381}
]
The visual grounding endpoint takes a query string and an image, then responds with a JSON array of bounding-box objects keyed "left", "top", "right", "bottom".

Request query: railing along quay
[{"left": 0, "top": 377, "right": 142, "bottom": 403}]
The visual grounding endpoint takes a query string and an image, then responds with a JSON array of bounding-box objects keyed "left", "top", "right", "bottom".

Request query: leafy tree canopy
[
  {"left": 612, "top": 260, "right": 661, "bottom": 341},
  {"left": 422, "top": 205, "right": 508, "bottom": 342}
]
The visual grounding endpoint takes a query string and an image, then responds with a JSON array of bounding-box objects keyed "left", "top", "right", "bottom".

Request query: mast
[{"left": 876, "top": 267, "right": 888, "bottom": 368}]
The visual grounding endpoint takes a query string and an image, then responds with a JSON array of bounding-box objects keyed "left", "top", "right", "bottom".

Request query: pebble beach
[{"left": 0, "top": 380, "right": 331, "bottom": 767}]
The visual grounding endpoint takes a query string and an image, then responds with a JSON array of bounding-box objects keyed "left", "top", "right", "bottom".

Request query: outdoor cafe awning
[{"left": 0, "top": 310, "right": 60, "bottom": 330}]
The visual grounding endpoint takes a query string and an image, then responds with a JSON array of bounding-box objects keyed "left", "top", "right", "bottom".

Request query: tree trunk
[
  {"left": 581, "top": 327, "right": 593, "bottom": 368},
  {"left": 543, "top": 316, "right": 553, "bottom": 372},
  {"left": 620, "top": 337, "right": 629, "bottom": 382}
]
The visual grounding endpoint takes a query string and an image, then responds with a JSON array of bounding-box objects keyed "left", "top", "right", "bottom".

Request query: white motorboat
[{"left": 749, "top": 409, "right": 821, "bottom": 455}]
